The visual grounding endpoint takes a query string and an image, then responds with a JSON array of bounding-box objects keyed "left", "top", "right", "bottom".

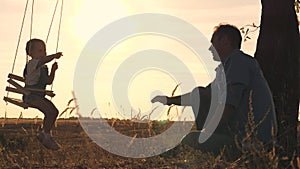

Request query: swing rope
[
  {"left": 27, "top": 0, "right": 35, "bottom": 63},
  {"left": 6, "top": 0, "right": 31, "bottom": 103},
  {"left": 11, "top": 0, "right": 30, "bottom": 74},
  {"left": 29, "top": 0, "right": 34, "bottom": 40},
  {"left": 51, "top": 0, "right": 64, "bottom": 91},
  {"left": 45, "top": 0, "right": 59, "bottom": 44},
  {"left": 56, "top": 0, "right": 64, "bottom": 53}
]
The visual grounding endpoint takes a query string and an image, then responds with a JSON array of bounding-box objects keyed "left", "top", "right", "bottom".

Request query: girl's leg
[
  {"left": 26, "top": 96, "right": 60, "bottom": 150},
  {"left": 27, "top": 96, "right": 59, "bottom": 133}
]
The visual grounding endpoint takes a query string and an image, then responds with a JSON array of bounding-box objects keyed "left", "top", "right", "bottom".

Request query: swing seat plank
[
  {"left": 7, "top": 79, "right": 30, "bottom": 95},
  {"left": 5, "top": 86, "right": 27, "bottom": 95},
  {"left": 8, "top": 73, "right": 25, "bottom": 82},
  {"left": 27, "top": 88, "right": 55, "bottom": 97},
  {"left": 7, "top": 79, "right": 55, "bottom": 97},
  {"left": 6, "top": 86, "right": 55, "bottom": 97},
  {"left": 3, "top": 97, "right": 29, "bottom": 109},
  {"left": 27, "top": 88, "right": 53, "bottom": 93}
]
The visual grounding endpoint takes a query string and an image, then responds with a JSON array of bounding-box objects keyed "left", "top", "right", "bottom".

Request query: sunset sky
[{"left": 0, "top": 0, "right": 298, "bottom": 120}]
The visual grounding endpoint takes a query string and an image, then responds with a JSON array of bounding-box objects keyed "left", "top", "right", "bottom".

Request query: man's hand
[{"left": 151, "top": 95, "right": 168, "bottom": 105}]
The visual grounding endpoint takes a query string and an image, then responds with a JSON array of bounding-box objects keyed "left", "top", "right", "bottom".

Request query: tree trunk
[{"left": 254, "top": 0, "right": 299, "bottom": 167}]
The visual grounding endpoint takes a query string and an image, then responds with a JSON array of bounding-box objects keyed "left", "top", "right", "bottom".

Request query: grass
[
  {"left": 0, "top": 117, "right": 299, "bottom": 168},
  {"left": 1, "top": 90, "right": 299, "bottom": 168}
]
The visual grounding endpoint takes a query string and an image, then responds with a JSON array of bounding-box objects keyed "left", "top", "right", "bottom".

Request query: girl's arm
[
  {"left": 37, "top": 52, "right": 62, "bottom": 68},
  {"left": 48, "top": 62, "right": 58, "bottom": 85}
]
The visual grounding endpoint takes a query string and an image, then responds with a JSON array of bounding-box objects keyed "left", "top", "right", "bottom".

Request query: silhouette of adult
[{"left": 152, "top": 24, "right": 277, "bottom": 154}]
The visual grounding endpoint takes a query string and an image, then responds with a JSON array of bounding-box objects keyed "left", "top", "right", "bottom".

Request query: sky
[{"left": 0, "top": 0, "right": 298, "bottom": 120}]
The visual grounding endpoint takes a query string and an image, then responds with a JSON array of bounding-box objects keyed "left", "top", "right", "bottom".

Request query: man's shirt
[{"left": 213, "top": 49, "right": 277, "bottom": 143}]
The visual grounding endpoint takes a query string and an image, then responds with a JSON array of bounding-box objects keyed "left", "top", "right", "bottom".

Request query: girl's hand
[
  {"left": 51, "top": 62, "right": 58, "bottom": 71},
  {"left": 54, "top": 52, "right": 63, "bottom": 59}
]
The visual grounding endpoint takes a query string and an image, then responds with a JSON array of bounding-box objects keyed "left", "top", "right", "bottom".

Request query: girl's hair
[{"left": 25, "top": 38, "right": 45, "bottom": 56}]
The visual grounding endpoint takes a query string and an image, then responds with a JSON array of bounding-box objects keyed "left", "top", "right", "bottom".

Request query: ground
[{"left": 0, "top": 118, "right": 299, "bottom": 169}]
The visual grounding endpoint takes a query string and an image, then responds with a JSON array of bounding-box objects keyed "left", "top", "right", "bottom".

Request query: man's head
[
  {"left": 26, "top": 38, "right": 46, "bottom": 59},
  {"left": 209, "top": 24, "right": 242, "bottom": 61}
]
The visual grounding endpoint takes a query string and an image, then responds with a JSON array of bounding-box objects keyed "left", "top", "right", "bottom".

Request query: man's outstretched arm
[{"left": 151, "top": 92, "right": 192, "bottom": 106}]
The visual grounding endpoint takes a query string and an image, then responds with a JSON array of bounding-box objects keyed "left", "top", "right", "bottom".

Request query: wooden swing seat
[
  {"left": 3, "top": 97, "right": 29, "bottom": 109},
  {"left": 4, "top": 73, "right": 55, "bottom": 109}
]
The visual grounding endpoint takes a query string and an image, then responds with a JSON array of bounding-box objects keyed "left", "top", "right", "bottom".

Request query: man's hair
[
  {"left": 213, "top": 24, "right": 242, "bottom": 49},
  {"left": 25, "top": 38, "right": 44, "bottom": 56}
]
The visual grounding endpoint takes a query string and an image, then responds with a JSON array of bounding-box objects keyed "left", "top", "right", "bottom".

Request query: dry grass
[
  {"left": 0, "top": 118, "right": 299, "bottom": 168},
  {"left": 1, "top": 91, "right": 299, "bottom": 168},
  {"left": 0, "top": 119, "right": 197, "bottom": 168}
]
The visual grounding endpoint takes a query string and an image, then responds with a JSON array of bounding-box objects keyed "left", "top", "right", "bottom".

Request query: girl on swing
[{"left": 23, "top": 38, "right": 62, "bottom": 150}]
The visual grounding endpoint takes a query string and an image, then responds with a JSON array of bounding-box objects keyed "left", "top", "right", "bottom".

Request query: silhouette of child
[{"left": 23, "top": 38, "right": 62, "bottom": 150}]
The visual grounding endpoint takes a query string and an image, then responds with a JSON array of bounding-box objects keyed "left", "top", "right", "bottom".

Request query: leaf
[
  {"left": 34, "top": 115, "right": 38, "bottom": 124},
  {"left": 171, "top": 83, "right": 181, "bottom": 96},
  {"left": 167, "top": 104, "right": 175, "bottom": 116},
  {"left": 59, "top": 107, "right": 70, "bottom": 117},
  {"left": 295, "top": 1, "right": 300, "bottom": 13},
  {"left": 90, "top": 108, "right": 97, "bottom": 116},
  {"left": 149, "top": 106, "right": 159, "bottom": 120},
  {"left": 241, "top": 28, "right": 245, "bottom": 34},
  {"left": 128, "top": 133, "right": 137, "bottom": 147},
  {"left": 21, "top": 127, "right": 28, "bottom": 135},
  {"left": 69, "top": 107, "right": 76, "bottom": 116},
  {"left": 18, "top": 112, "right": 23, "bottom": 119},
  {"left": 67, "top": 98, "right": 75, "bottom": 106},
  {"left": 246, "top": 28, "right": 249, "bottom": 34},
  {"left": 140, "top": 115, "right": 148, "bottom": 120}
]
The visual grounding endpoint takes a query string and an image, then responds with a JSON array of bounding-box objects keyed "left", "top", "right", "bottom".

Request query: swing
[{"left": 3, "top": 0, "right": 64, "bottom": 109}]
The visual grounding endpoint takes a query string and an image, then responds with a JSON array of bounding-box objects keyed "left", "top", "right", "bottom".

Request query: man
[{"left": 151, "top": 24, "right": 277, "bottom": 154}]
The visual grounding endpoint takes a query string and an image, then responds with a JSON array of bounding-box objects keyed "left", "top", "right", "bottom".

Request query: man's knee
[{"left": 191, "top": 87, "right": 211, "bottom": 130}]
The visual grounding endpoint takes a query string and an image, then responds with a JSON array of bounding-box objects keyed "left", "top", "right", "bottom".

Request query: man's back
[{"left": 223, "top": 50, "right": 277, "bottom": 143}]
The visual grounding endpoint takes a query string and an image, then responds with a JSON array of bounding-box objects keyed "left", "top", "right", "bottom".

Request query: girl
[{"left": 23, "top": 38, "right": 62, "bottom": 150}]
